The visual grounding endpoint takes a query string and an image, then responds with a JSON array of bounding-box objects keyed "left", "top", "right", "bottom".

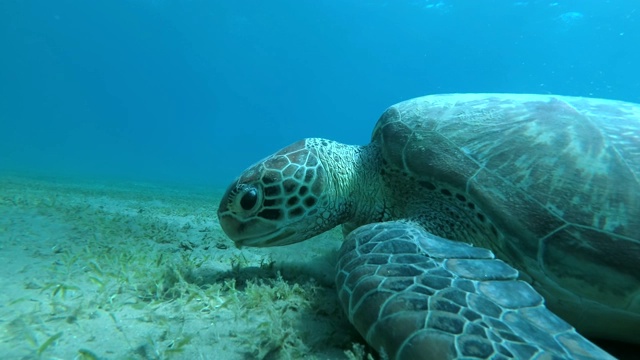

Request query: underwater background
[
  {"left": 1, "top": 0, "right": 639, "bottom": 185},
  {"left": 1, "top": 1, "right": 639, "bottom": 359}
]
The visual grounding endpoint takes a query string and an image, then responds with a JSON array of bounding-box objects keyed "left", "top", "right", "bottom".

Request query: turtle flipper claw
[{"left": 335, "top": 221, "right": 614, "bottom": 360}]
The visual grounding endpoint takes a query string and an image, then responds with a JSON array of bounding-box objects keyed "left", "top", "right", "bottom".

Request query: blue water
[{"left": 1, "top": 0, "right": 638, "bottom": 186}]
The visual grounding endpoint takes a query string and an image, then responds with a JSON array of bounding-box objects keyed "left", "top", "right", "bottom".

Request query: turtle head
[{"left": 218, "top": 139, "right": 346, "bottom": 247}]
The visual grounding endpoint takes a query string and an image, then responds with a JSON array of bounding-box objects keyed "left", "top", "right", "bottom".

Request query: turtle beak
[
  {"left": 232, "top": 228, "right": 298, "bottom": 248},
  {"left": 217, "top": 206, "right": 298, "bottom": 247}
]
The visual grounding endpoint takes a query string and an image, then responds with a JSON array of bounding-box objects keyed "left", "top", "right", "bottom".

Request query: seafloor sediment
[{"left": 0, "top": 174, "right": 371, "bottom": 359}]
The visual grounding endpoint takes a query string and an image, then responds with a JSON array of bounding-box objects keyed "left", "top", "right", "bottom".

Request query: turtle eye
[
  {"left": 232, "top": 185, "right": 262, "bottom": 213},
  {"left": 240, "top": 188, "right": 258, "bottom": 210}
]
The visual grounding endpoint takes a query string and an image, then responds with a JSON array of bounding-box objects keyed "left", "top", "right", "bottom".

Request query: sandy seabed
[{"left": 0, "top": 174, "right": 373, "bottom": 360}]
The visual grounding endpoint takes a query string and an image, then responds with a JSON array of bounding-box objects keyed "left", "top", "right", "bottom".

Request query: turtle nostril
[{"left": 240, "top": 189, "right": 258, "bottom": 210}]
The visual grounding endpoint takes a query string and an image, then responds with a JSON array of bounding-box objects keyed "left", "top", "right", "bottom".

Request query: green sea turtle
[{"left": 217, "top": 93, "right": 640, "bottom": 359}]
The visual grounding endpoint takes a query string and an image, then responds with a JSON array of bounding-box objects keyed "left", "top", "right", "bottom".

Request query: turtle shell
[{"left": 370, "top": 93, "right": 640, "bottom": 341}]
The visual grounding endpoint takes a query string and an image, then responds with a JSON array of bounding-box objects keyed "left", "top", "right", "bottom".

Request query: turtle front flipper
[{"left": 335, "top": 221, "right": 614, "bottom": 360}]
